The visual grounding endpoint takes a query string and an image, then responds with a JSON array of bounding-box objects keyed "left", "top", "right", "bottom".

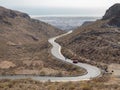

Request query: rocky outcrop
[
  {"left": 102, "top": 3, "right": 120, "bottom": 27},
  {"left": 103, "top": 3, "right": 120, "bottom": 20}
]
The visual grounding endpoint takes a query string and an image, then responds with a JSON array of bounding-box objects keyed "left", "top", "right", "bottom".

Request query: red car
[{"left": 73, "top": 60, "right": 78, "bottom": 63}]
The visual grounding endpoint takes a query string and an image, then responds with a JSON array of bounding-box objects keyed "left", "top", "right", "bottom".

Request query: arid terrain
[
  {"left": 57, "top": 4, "right": 120, "bottom": 71},
  {"left": 0, "top": 3, "right": 120, "bottom": 90},
  {"left": 0, "top": 6, "right": 85, "bottom": 76},
  {"left": 0, "top": 75, "right": 120, "bottom": 90},
  {"left": 56, "top": 4, "right": 120, "bottom": 89}
]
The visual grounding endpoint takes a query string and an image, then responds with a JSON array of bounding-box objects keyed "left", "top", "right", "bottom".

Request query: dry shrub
[{"left": 92, "top": 75, "right": 110, "bottom": 82}]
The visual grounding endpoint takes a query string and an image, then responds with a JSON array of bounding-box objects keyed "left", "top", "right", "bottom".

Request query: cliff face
[{"left": 103, "top": 3, "right": 120, "bottom": 27}]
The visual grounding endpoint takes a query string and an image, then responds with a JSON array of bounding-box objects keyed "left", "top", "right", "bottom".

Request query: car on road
[{"left": 73, "top": 59, "right": 78, "bottom": 63}]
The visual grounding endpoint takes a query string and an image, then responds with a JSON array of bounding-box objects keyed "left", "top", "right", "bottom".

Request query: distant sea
[{"left": 32, "top": 15, "right": 101, "bottom": 31}]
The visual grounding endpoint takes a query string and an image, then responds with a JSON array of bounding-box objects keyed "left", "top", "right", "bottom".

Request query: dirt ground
[
  {"left": 108, "top": 63, "right": 120, "bottom": 77},
  {"left": 0, "top": 61, "right": 16, "bottom": 69}
]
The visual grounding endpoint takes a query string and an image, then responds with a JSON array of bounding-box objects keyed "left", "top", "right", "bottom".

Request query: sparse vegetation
[
  {"left": 57, "top": 20, "right": 120, "bottom": 65},
  {"left": 0, "top": 75, "right": 119, "bottom": 90},
  {"left": 0, "top": 6, "right": 86, "bottom": 76},
  {"left": 57, "top": 4, "right": 120, "bottom": 65},
  {"left": 0, "top": 3, "right": 120, "bottom": 90}
]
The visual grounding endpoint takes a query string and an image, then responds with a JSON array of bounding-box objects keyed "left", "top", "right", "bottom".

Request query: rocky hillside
[
  {"left": 103, "top": 3, "right": 120, "bottom": 27},
  {"left": 0, "top": 6, "right": 73, "bottom": 75},
  {"left": 0, "top": 6, "right": 64, "bottom": 44},
  {"left": 57, "top": 4, "right": 120, "bottom": 65},
  {"left": 103, "top": 4, "right": 120, "bottom": 20}
]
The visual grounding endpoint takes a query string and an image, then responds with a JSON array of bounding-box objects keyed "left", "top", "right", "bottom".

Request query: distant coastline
[
  {"left": 32, "top": 16, "right": 101, "bottom": 31},
  {"left": 30, "top": 15, "right": 101, "bottom": 18}
]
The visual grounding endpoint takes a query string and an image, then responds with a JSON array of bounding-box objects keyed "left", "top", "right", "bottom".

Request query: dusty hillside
[
  {"left": 57, "top": 4, "right": 120, "bottom": 65},
  {"left": 0, "top": 6, "right": 63, "bottom": 60},
  {"left": 0, "top": 6, "right": 86, "bottom": 76},
  {"left": 0, "top": 6, "right": 64, "bottom": 44}
]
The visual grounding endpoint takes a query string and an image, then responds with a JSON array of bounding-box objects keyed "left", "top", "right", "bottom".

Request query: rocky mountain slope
[
  {"left": 0, "top": 6, "right": 64, "bottom": 44},
  {"left": 0, "top": 6, "right": 82, "bottom": 76},
  {"left": 103, "top": 3, "right": 120, "bottom": 27},
  {"left": 57, "top": 4, "right": 120, "bottom": 65}
]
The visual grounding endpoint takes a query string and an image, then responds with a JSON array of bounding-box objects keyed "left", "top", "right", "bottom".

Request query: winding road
[{"left": 0, "top": 31, "right": 101, "bottom": 82}]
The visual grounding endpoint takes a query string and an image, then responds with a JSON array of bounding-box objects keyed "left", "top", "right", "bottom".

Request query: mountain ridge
[{"left": 57, "top": 4, "right": 120, "bottom": 66}]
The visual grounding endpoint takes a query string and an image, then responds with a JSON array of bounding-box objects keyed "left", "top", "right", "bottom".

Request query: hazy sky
[{"left": 0, "top": 0, "right": 119, "bottom": 16}]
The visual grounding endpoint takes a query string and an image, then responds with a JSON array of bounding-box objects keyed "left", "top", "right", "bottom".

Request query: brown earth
[
  {"left": 56, "top": 4, "right": 120, "bottom": 74},
  {"left": 0, "top": 75, "right": 119, "bottom": 90},
  {"left": 57, "top": 3, "right": 120, "bottom": 64},
  {"left": 0, "top": 6, "right": 86, "bottom": 76},
  {"left": 0, "top": 61, "right": 16, "bottom": 69},
  {"left": 57, "top": 20, "right": 120, "bottom": 65}
]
